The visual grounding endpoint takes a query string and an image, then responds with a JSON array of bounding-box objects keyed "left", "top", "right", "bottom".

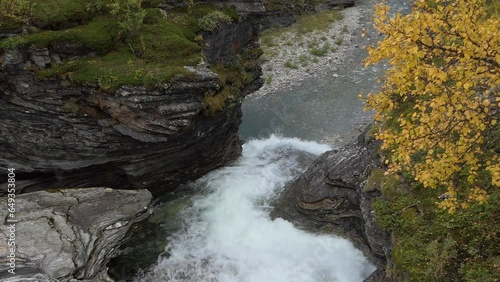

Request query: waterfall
[{"left": 137, "top": 135, "right": 374, "bottom": 282}]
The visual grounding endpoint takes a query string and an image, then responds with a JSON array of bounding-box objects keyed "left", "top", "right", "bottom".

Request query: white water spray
[{"left": 139, "top": 136, "right": 375, "bottom": 282}]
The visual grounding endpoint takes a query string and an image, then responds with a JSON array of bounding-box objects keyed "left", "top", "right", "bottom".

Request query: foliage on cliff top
[
  {"left": 0, "top": 0, "right": 31, "bottom": 30},
  {"left": 0, "top": 0, "right": 239, "bottom": 89},
  {"left": 203, "top": 47, "right": 260, "bottom": 115},
  {"left": 364, "top": 0, "right": 500, "bottom": 211},
  {"left": 198, "top": 11, "right": 233, "bottom": 32}
]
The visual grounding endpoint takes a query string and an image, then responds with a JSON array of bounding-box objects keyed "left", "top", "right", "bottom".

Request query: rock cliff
[
  {"left": 0, "top": 2, "right": 263, "bottom": 196},
  {"left": 271, "top": 131, "right": 393, "bottom": 281},
  {"left": 0, "top": 188, "right": 152, "bottom": 281}
]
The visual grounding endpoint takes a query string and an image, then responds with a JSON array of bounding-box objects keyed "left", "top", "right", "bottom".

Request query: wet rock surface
[
  {"left": 271, "top": 131, "right": 392, "bottom": 281},
  {"left": 0, "top": 188, "right": 152, "bottom": 281}
]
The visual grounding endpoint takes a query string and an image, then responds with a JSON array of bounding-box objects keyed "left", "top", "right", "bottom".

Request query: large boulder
[
  {"left": 271, "top": 132, "right": 393, "bottom": 281},
  {"left": 0, "top": 188, "right": 152, "bottom": 281}
]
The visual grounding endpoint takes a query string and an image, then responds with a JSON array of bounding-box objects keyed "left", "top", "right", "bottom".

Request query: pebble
[{"left": 249, "top": 7, "right": 363, "bottom": 99}]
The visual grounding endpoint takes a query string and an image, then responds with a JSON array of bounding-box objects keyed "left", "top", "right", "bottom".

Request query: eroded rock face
[
  {"left": 0, "top": 188, "right": 152, "bottom": 281},
  {"left": 271, "top": 133, "right": 392, "bottom": 281},
  {"left": 0, "top": 15, "right": 263, "bottom": 196}
]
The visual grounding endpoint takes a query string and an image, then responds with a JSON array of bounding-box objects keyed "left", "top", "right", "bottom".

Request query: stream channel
[{"left": 108, "top": 0, "right": 411, "bottom": 281}]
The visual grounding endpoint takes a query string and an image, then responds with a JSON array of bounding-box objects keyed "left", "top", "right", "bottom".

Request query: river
[
  {"left": 108, "top": 0, "right": 411, "bottom": 281},
  {"left": 136, "top": 136, "right": 375, "bottom": 282}
]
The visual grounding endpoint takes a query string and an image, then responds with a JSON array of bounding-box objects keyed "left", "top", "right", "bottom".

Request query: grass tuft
[{"left": 284, "top": 59, "right": 298, "bottom": 69}]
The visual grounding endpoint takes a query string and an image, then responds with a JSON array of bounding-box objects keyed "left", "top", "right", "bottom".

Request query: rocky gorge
[
  {"left": 0, "top": 0, "right": 398, "bottom": 281},
  {"left": 0, "top": 1, "right": 265, "bottom": 280}
]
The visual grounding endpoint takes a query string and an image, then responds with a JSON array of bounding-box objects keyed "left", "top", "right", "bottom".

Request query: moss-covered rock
[
  {"left": 0, "top": 1, "right": 245, "bottom": 90},
  {"left": 0, "top": 1, "right": 263, "bottom": 195}
]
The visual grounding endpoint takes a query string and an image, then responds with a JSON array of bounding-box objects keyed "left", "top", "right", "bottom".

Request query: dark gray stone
[
  {"left": 0, "top": 14, "right": 263, "bottom": 196},
  {"left": 29, "top": 48, "right": 51, "bottom": 69},
  {"left": 271, "top": 131, "right": 393, "bottom": 281}
]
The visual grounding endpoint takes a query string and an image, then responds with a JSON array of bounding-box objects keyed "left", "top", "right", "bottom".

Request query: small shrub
[
  {"left": 265, "top": 75, "right": 272, "bottom": 84},
  {"left": 335, "top": 37, "right": 343, "bottom": 45},
  {"left": 198, "top": 10, "right": 232, "bottom": 32},
  {"left": 143, "top": 8, "right": 164, "bottom": 24},
  {"left": 107, "top": 0, "right": 146, "bottom": 39},
  {"left": 0, "top": 0, "right": 31, "bottom": 30}
]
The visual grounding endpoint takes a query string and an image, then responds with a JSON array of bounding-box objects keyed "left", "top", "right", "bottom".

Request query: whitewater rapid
[{"left": 138, "top": 136, "right": 375, "bottom": 282}]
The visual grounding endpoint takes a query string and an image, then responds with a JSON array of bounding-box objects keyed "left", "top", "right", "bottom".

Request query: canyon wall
[{"left": 0, "top": 2, "right": 264, "bottom": 196}]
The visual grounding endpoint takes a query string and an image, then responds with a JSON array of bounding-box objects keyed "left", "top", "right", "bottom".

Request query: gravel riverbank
[{"left": 249, "top": 6, "right": 364, "bottom": 99}]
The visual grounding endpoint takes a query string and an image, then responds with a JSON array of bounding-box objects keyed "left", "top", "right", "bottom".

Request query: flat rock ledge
[
  {"left": 0, "top": 188, "right": 152, "bottom": 281},
  {"left": 271, "top": 131, "right": 393, "bottom": 282}
]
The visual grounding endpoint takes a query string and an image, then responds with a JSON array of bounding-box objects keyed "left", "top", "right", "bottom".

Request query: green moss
[
  {"left": 37, "top": 48, "right": 192, "bottom": 90},
  {"left": 143, "top": 8, "right": 164, "bottom": 24},
  {"left": 364, "top": 123, "right": 380, "bottom": 143},
  {"left": 198, "top": 11, "right": 233, "bottom": 32},
  {"left": 294, "top": 10, "right": 342, "bottom": 34},
  {"left": 364, "top": 168, "right": 384, "bottom": 192},
  {"left": 167, "top": 3, "right": 239, "bottom": 33},
  {"left": 204, "top": 50, "right": 258, "bottom": 115},
  {"left": 29, "top": 0, "right": 92, "bottom": 29},
  {"left": 134, "top": 20, "right": 201, "bottom": 63},
  {"left": 0, "top": 1, "right": 250, "bottom": 90},
  {"left": 202, "top": 87, "right": 234, "bottom": 116},
  {"left": 220, "top": 5, "right": 239, "bottom": 22},
  {"left": 0, "top": 16, "right": 118, "bottom": 53}
]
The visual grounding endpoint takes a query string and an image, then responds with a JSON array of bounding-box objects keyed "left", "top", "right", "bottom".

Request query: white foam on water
[{"left": 139, "top": 135, "right": 375, "bottom": 282}]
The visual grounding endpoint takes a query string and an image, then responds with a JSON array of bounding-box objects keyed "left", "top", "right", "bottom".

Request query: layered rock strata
[
  {"left": 0, "top": 188, "right": 152, "bottom": 281},
  {"left": 272, "top": 132, "right": 392, "bottom": 281},
  {"left": 0, "top": 7, "right": 263, "bottom": 195}
]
